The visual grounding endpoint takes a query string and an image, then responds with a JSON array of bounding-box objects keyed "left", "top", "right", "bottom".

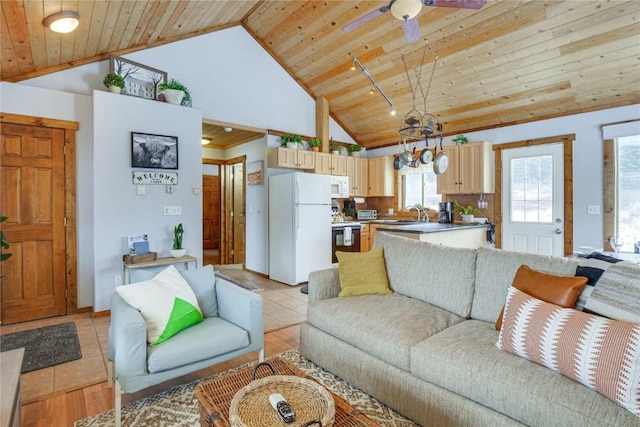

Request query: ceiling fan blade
[
  {"left": 403, "top": 18, "right": 420, "bottom": 43},
  {"left": 423, "top": 0, "right": 487, "bottom": 10},
  {"left": 342, "top": 6, "right": 390, "bottom": 32}
]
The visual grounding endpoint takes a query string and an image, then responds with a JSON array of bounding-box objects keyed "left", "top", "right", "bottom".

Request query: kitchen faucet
[
  {"left": 406, "top": 205, "right": 430, "bottom": 222},
  {"left": 406, "top": 206, "right": 422, "bottom": 222}
]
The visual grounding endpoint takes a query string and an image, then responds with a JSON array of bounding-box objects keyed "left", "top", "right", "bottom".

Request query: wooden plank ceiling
[{"left": 2, "top": 1, "right": 639, "bottom": 150}]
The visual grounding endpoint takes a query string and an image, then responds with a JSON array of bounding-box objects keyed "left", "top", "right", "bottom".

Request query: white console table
[{"left": 123, "top": 255, "right": 198, "bottom": 284}]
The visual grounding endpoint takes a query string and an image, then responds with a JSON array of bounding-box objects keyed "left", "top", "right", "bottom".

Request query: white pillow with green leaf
[{"left": 116, "top": 265, "right": 203, "bottom": 346}]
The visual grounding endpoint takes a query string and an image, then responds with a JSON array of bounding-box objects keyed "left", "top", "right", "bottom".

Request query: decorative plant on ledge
[
  {"left": 103, "top": 73, "right": 125, "bottom": 93},
  {"left": 308, "top": 137, "right": 321, "bottom": 151},
  {"left": 172, "top": 223, "right": 184, "bottom": 250},
  {"left": 453, "top": 135, "right": 468, "bottom": 144},
  {"left": 281, "top": 134, "right": 302, "bottom": 148}
]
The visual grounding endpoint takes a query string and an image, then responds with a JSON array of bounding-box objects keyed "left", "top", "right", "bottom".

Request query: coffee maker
[
  {"left": 439, "top": 202, "right": 454, "bottom": 223},
  {"left": 343, "top": 200, "right": 357, "bottom": 218}
]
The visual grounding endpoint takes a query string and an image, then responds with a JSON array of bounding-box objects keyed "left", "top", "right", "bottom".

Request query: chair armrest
[
  {"left": 110, "top": 293, "right": 149, "bottom": 380},
  {"left": 216, "top": 279, "right": 264, "bottom": 350},
  {"left": 308, "top": 267, "right": 340, "bottom": 302}
]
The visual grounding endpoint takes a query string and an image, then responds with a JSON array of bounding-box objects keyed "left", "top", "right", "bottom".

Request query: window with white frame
[{"left": 401, "top": 164, "right": 441, "bottom": 211}]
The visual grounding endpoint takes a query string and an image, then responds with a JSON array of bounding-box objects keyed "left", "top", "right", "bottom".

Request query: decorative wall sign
[
  {"left": 247, "top": 160, "right": 264, "bottom": 185},
  {"left": 131, "top": 132, "right": 178, "bottom": 169},
  {"left": 109, "top": 54, "right": 167, "bottom": 100},
  {"left": 133, "top": 171, "right": 178, "bottom": 185}
]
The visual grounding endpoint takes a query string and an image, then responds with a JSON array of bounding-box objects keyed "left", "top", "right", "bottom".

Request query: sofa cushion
[
  {"left": 374, "top": 232, "right": 477, "bottom": 318},
  {"left": 115, "top": 265, "right": 203, "bottom": 345},
  {"left": 471, "top": 247, "right": 578, "bottom": 323},
  {"left": 574, "top": 252, "right": 623, "bottom": 310},
  {"left": 307, "top": 293, "right": 464, "bottom": 371},
  {"left": 147, "top": 316, "right": 249, "bottom": 373},
  {"left": 495, "top": 265, "right": 587, "bottom": 329},
  {"left": 583, "top": 262, "right": 640, "bottom": 323},
  {"left": 410, "top": 320, "right": 639, "bottom": 426},
  {"left": 498, "top": 287, "right": 640, "bottom": 417},
  {"left": 336, "top": 248, "right": 393, "bottom": 297}
]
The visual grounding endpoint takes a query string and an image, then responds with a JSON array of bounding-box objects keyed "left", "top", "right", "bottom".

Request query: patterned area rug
[
  {"left": 0, "top": 322, "right": 82, "bottom": 373},
  {"left": 74, "top": 349, "right": 420, "bottom": 426}
]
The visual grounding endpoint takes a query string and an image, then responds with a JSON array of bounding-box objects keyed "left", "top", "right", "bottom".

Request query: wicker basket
[
  {"left": 122, "top": 252, "right": 157, "bottom": 264},
  {"left": 229, "top": 375, "right": 335, "bottom": 427}
]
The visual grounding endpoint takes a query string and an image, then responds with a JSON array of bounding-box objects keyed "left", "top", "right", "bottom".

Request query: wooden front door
[
  {"left": 202, "top": 174, "right": 220, "bottom": 249},
  {"left": 1, "top": 123, "right": 68, "bottom": 323}
]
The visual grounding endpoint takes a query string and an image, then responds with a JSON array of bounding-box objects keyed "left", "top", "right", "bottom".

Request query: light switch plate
[
  {"left": 163, "top": 205, "right": 182, "bottom": 215},
  {"left": 137, "top": 185, "right": 146, "bottom": 195},
  {"left": 587, "top": 205, "right": 600, "bottom": 215}
]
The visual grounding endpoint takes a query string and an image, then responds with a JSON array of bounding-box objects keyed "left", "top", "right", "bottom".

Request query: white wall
[
  {"left": 92, "top": 90, "right": 202, "bottom": 311},
  {"left": 0, "top": 82, "right": 95, "bottom": 308},
  {"left": 369, "top": 104, "right": 640, "bottom": 251}
]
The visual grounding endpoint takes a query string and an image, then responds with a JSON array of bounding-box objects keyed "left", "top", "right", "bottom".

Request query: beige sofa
[{"left": 300, "top": 232, "right": 639, "bottom": 426}]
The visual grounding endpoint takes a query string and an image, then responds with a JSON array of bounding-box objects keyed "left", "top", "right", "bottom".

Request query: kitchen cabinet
[
  {"left": 267, "top": 147, "right": 315, "bottom": 170},
  {"left": 360, "top": 223, "right": 370, "bottom": 252},
  {"left": 315, "top": 152, "right": 347, "bottom": 175},
  {"left": 368, "top": 156, "right": 394, "bottom": 197},
  {"left": 437, "top": 141, "right": 494, "bottom": 194},
  {"left": 346, "top": 156, "right": 369, "bottom": 197},
  {"left": 368, "top": 223, "right": 383, "bottom": 248}
]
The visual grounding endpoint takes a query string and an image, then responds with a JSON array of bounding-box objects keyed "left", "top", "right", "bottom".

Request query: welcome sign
[{"left": 133, "top": 171, "right": 178, "bottom": 185}]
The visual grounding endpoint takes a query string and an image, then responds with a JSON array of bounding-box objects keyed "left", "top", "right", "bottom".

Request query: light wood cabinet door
[
  {"left": 314, "top": 152, "right": 332, "bottom": 174},
  {"left": 368, "top": 156, "right": 394, "bottom": 196},
  {"left": 332, "top": 154, "right": 347, "bottom": 176},
  {"left": 346, "top": 156, "right": 356, "bottom": 196},
  {"left": 297, "top": 150, "right": 316, "bottom": 169},
  {"left": 277, "top": 147, "right": 298, "bottom": 168},
  {"left": 436, "top": 145, "right": 460, "bottom": 194},
  {"left": 360, "top": 224, "right": 370, "bottom": 252},
  {"left": 354, "top": 157, "right": 368, "bottom": 197}
]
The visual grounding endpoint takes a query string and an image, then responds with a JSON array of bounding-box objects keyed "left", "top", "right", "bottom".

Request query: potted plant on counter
[
  {"left": 308, "top": 137, "right": 321, "bottom": 152},
  {"left": 103, "top": 73, "right": 125, "bottom": 94},
  {"left": 159, "top": 79, "right": 190, "bottom": 105},
  {"left": 348, "top": 145, "right": 362, "bottom": 157},
  {"left": 281, "top": 134, "right": 302, "bottom": 149},
  {"left": 454, "top": 201, "right": 483, "bottom": 224},
  {"left": 170, "top": 223, "right": 186, "bottom": 257}
]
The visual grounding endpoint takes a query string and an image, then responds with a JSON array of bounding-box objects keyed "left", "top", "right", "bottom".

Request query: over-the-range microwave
[{"left": 330, "top": 175, "right": 349, "bottom": 198}]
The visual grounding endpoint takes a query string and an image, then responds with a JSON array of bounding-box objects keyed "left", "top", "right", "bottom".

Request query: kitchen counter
[{"left": 377, "top": 222, "right": 489, "bottom": 249}]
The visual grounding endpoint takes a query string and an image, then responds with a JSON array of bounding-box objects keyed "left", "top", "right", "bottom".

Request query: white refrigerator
[{"left": 269, "top": 172, "right": 332, "bottom": 286}]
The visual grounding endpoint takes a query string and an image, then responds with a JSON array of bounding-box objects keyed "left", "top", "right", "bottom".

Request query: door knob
[{"left": 555, "top": 228, "right": 562, "bottom": 234}]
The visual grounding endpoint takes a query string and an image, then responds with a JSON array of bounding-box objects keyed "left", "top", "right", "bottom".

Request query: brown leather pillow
[{"left": 495, "top": 265, "right": 588, "bottom": 330}]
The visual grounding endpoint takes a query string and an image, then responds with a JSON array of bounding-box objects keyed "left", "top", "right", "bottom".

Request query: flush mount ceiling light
[
  {"left": 42, "top": 11, "right": 80, "bottom": 33},
  {"left": 223, "top": 127, "right": 233, "bottom": 132},
  {"left": 390, "top": 0, "right": 423, "bottom": 21},
  {"left": 201, "top": 138, "right": 211, "bottom": 146}
]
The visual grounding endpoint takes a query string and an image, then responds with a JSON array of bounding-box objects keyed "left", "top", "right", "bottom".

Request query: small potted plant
[
  {"left": 452, "top": 135, "right": 468, "bottom": 145},
  {"left": 330, "top": 142, "right": 342, "bottom": 155},
  {"left": 308, "top": 137, "right": 321, "bottom": 152},
  {"left": 348, "top": 145, "right": 362, "bottom": 157},
  {"left": 281, "top": 134, "right": 302, "bottom": 149},
  {"left": 159, "top": 79, "right": 190, "bottom": 105},
  {"left": 454, "top": 201, "right": 483, "bottom": 224},
  {"left": 103, "top": 73, "right": 125, "bottom": 94},
  {"left": 170, "top": 223, "right": 186, "bottom": 257}
]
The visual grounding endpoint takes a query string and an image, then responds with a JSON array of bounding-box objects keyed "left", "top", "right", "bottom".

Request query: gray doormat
[{"left": 0, "top": 322, "right": 82, "bottom": 373}]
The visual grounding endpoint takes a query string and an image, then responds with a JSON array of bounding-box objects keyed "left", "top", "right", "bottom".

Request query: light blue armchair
[{"left": 108, "top": 265, "right": 263, "bottom": 427}]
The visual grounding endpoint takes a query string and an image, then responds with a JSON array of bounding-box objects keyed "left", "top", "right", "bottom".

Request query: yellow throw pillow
[{"left": 336, "top": 248, "right": 393, "bottom": 297}]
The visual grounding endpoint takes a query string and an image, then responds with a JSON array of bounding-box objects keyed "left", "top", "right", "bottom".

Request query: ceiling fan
[{"left": 342, "top": 0, "right": 487, "bottom": 43}]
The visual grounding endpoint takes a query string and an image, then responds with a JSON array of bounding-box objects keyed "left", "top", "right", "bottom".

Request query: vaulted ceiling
[{"left": 2, "top": 1, "right": 639, "bottom": 149}]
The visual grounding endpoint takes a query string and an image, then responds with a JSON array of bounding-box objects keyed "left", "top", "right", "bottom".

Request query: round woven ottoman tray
[{"left": 229, "top": 371, "right": 335, "bottom": 427}]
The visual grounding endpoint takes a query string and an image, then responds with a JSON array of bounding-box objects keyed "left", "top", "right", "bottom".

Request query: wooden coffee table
[{"left": 195, "top": 358, "right": 379, "bottom": 427}]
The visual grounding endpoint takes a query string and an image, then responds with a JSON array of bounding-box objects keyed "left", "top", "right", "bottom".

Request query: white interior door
[{"left": 502, "top": 143, "right": 564, "bottom": 256}]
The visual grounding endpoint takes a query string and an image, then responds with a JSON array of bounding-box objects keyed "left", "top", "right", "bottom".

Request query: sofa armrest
[
  {"left": 110, "top": 293, "right": 149, "bottom": 379},
  {"left": 216, "top": 279, "right": 264, "bottom": 350},
  {"left": 308, "top": 267, "right": 340, "bottom": 302}
]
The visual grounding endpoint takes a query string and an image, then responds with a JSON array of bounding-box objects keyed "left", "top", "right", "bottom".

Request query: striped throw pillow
[
  {"left": 574, "top": 252, "right": 622, "bottom": 310},
  {"left": 497, "top": 287, "right": 640, "bottom": 417}
]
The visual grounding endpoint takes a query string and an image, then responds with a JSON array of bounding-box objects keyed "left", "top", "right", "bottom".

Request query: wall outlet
[
  {"left": 587, "top": 205, "right": 600, "bottom": 215},
  {"left": 114, "top": 275, "right": 122, "bottom": 286},
  {"left": 163, "top": 205, "right": 182, "bottom": 215}
]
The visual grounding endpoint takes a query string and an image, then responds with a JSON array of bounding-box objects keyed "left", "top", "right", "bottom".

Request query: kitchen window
[{"left": 401, "top": 164, "right": 441, "bottom": 211}]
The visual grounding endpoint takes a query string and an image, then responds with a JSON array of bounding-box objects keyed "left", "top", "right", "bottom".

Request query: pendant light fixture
[{"left": 43, "top": 11, "right": 80, "bottom": 33}]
